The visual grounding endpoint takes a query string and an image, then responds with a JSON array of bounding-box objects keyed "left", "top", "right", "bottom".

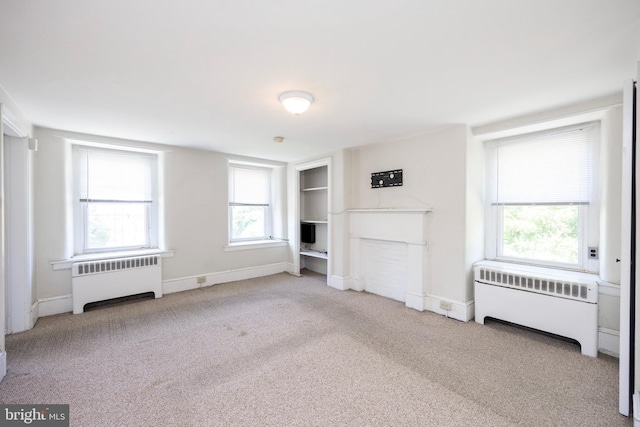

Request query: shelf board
[
  {"left": 301, "top": 219, "right": 328, "bottom": 224},
  {"left": 301, "top": 186, "right": 328, "bottom": 192},
  {"left": 300, "top": 250, "right": 328, "bottom": 259}
]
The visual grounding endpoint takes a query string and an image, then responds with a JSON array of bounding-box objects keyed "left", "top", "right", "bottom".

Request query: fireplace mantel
[{"left": 348, "top": 208, "right": 432, "bottom": 311}]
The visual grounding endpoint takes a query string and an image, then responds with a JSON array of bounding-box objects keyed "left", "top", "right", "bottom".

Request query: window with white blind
[
  {"left": 74, "top": 146, "right": 158, "bottom": 254},
  {"left": 228, "top": 163, "right": 272, "bottom": 242},
  {"left": 485, "top": 123, "right": 599, "bottom": 269}
]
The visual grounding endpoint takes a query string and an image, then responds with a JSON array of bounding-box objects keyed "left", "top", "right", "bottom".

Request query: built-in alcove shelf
[
  {"left": 298, "top": 162, "right": 330, "bottom": 277},
  {"left": 300, "top": 249, "right": 328, "bottom": 260}
]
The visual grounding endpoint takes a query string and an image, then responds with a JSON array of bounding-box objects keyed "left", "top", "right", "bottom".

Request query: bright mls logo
[{"left": 1, "top": 405, "right": 69, "bottom": 426}]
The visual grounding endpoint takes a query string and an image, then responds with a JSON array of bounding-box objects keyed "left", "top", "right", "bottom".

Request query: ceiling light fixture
[{"left": 279, "top": 91, "right": 314, "bottom": 115}]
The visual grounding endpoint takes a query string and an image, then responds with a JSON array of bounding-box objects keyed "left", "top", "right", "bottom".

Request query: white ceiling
[{"left": 0, "top": 1, "right": 639, "bottom": 162}]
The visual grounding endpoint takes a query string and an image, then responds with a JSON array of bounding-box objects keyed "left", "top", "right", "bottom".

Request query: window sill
[
  {"left": 51, "top": 249, "right": 175, "bottom": 271},
  {"left": 224, "top": 240, "right": 287, "bottom": 252}
]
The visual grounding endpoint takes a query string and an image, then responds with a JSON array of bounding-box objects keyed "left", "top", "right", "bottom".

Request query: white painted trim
[
  {"left": 285, "top": 262, "right": 296, "bottom": 275},
  {"left": 224, "top": 240, "right": 287, "bottom": 251},
  {"left": 36, "top": 263, "right": 289, "bottom": 317},
  {"left": 599, "top": 327, "right": 620, "bottom": 357},
  {"left": 347, "top": 208, "right": 433, "bottom": 213},
  {"left": 38, "top": 295, "right": 73, "bottom": 317},
  {"left": 0, "top": 85, "right": 33, "bottom": 137},
  {"left": 620, "top": 78, "right": 635, "bottom": 417},
  {"left": 597, "top": 280, "right": 621, "bottom": 297},
  {"left": 293, "top": 158, "right": 332, "bottom": 279},
  {"left": 163, "top": 262, "right": 287, "bottom": 294},
  {"left": 348, "top": 234, "right": 428, "bottom": 246},
  {"left": 0, "top": 351, "right": 6, "bottom": 382},
  {"left": 30, "top": 301, "right": 39, "bottom": 329},
  {"left": 634, "top": 393, "right": 640, "bottom": 426},
  {"left": 472, "top": 93, "right": 621, "bottom": 140},
  {"left": 327, "top": 275, "right": 348, "bottom": 291},
  {"left": 424, "top": 294, "right": 474, "bottom": 322},
  {"left": 405, "top": 291, "right": 426, "bottom": 311},
  {"left": 346, "top": 277, "right": 363, "bottom": 292},
  {"left": 4, "top": 136, "right": 35, "bottom": 334},
  {"left": 62, "top": 136, "right": 169, "bottom": 154}
]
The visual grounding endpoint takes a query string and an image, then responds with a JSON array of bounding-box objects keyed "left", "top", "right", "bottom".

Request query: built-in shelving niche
[{"left": 298, "top": 161, "right": 329, "bottom": 276}]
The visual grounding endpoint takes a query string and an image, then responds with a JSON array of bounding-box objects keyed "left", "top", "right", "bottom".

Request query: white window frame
[
  {"left": 73, "top": 144, "right": 159, "bottom": 255},
  {"left": 228, "top": 161, "right": 274, "bottom": 244},
  {"left": 485, "top": 122, "right": 600, "bottom": 271}
]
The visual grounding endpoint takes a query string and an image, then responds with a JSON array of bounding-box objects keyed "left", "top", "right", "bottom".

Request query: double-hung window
[
  {"left": 74, "top": 145, "right": 158, "bottom": 254},
  {"left": 228, "top": 163, "right": 272, "bottom": 242},
  {"left": 485, "top": 123, "right": 598, "bottom": 269}
]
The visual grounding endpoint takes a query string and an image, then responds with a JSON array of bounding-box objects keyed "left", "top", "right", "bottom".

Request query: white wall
[
  {"left": 600, "top": 106, "right": 623, "bottom": 284},
  {"left": 33, "top": 127, "right": 288, "bottom": 303},
  {"left": 350, "top": 125, "right": 481, "bottom": 303},
  {"left": 465, "top": 128, "right": 485, "bottom": 299}
]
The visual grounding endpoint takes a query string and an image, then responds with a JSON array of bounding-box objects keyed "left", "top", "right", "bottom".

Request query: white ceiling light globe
[{"left": 279, "top": 91, "right": 314, "bottom": 114}]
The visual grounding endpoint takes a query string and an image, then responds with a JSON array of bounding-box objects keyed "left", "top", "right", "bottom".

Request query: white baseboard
[
  {"left": 405, "top": 291, "right": 426, "bottom": 311},
  {"left": 38, "top": 294, "right": 73, "bottom": 317},
  {"left": 328, "top": 275, "right": 348, "bottom": 291},
  {"left": 334, "top": 279, "right": 473, "bottom": 321},
  {"left": 598, "top": 327, "right": 620, "bottom": 357},
  {"left": 30, "top": 301, "right": 39, "bottom": 328},
  {"left": 286, "top": 262, "right": 296, "bottom": 275},
  {"left": 0, "top": 351, "right": 5, "bottom": 382},
  {"left": 424, "top": 294, "right": 474, "bottom": 322},
  {"left": 35, "top": 264, "right": 289, "bottom": 317},
  {"left": 163, "top": 262, "right": 288, "bottom": 294},
  {"left": 345, "top": 277, "right": 363, "bottom": 292}
]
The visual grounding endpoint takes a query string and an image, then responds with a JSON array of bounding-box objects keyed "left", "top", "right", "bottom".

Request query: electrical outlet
[
  {"left": 197, "top": 276, "right": 206, "bottom": 284},
  {"left": 588, "top": 247, "right": 599, "bottom": 259},
  {"left": 439, "top": 301, "right": 452, "bottom": 311}
]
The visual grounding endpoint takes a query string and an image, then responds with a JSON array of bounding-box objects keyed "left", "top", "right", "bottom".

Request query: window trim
[
  {"left": 485, "top": 122, "right": 600, "bottom": 271},
  {"left": 72, "top": 144, "right": 160, "bottom": 255},
  {"left": 227, "top": 161, "right": 274, "bottom": 244}
]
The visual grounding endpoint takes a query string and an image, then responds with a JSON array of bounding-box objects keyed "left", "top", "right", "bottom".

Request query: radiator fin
[
  {"left": 474, "top": 266, "right": 596, "bottom": 303},
  {"left": 73, "top": 255, "right": 160, "bottom": 278}
]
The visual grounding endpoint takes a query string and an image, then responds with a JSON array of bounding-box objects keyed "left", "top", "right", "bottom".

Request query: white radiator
[
  {"left": 473, "top": 260, "right": 598, "bottom": 357},
  {"left": 72, "top": 255, "right": 163, "bottom": 314}
]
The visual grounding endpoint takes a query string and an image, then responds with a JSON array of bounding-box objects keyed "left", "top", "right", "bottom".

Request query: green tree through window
[{"left": 502, "top": 205, "right": 579, "bottom": 264}]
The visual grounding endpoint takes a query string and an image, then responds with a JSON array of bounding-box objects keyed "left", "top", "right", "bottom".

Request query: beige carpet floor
[{"left": 0, "top": 271, "right": 630, "bottom": 426}]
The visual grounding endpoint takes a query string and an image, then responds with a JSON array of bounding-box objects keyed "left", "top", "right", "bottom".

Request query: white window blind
[
  {"left": 489, "top": 125, "right": 593, "bottom": 205},
  {"left": 229, "top": 166, "right": 270, "bottom": 206},
  {"left": 80, "top": 149, "right": 153, "bottom": 203},
  {"left": 75, "top": 146, "right": 157, "bottom": 253},
  {"left": 228, "top": 164, "right": 272, "bottom": 242}
]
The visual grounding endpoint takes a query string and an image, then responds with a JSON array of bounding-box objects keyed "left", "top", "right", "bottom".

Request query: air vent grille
[
  {"left": 72, "top": 255, "right": 159, "bottom": 277},
  {"left": 474, "top": 266, "right": 596, "bottom": 303}
]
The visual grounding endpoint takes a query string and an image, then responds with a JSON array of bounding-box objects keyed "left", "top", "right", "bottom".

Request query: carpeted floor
[{"left": 0, "top": 271, "right": 630, "bottom": 426}]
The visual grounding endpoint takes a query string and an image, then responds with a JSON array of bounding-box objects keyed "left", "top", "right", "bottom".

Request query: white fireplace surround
[{"left": 348, "top": 209, "right": 431, "bottom": 311}]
